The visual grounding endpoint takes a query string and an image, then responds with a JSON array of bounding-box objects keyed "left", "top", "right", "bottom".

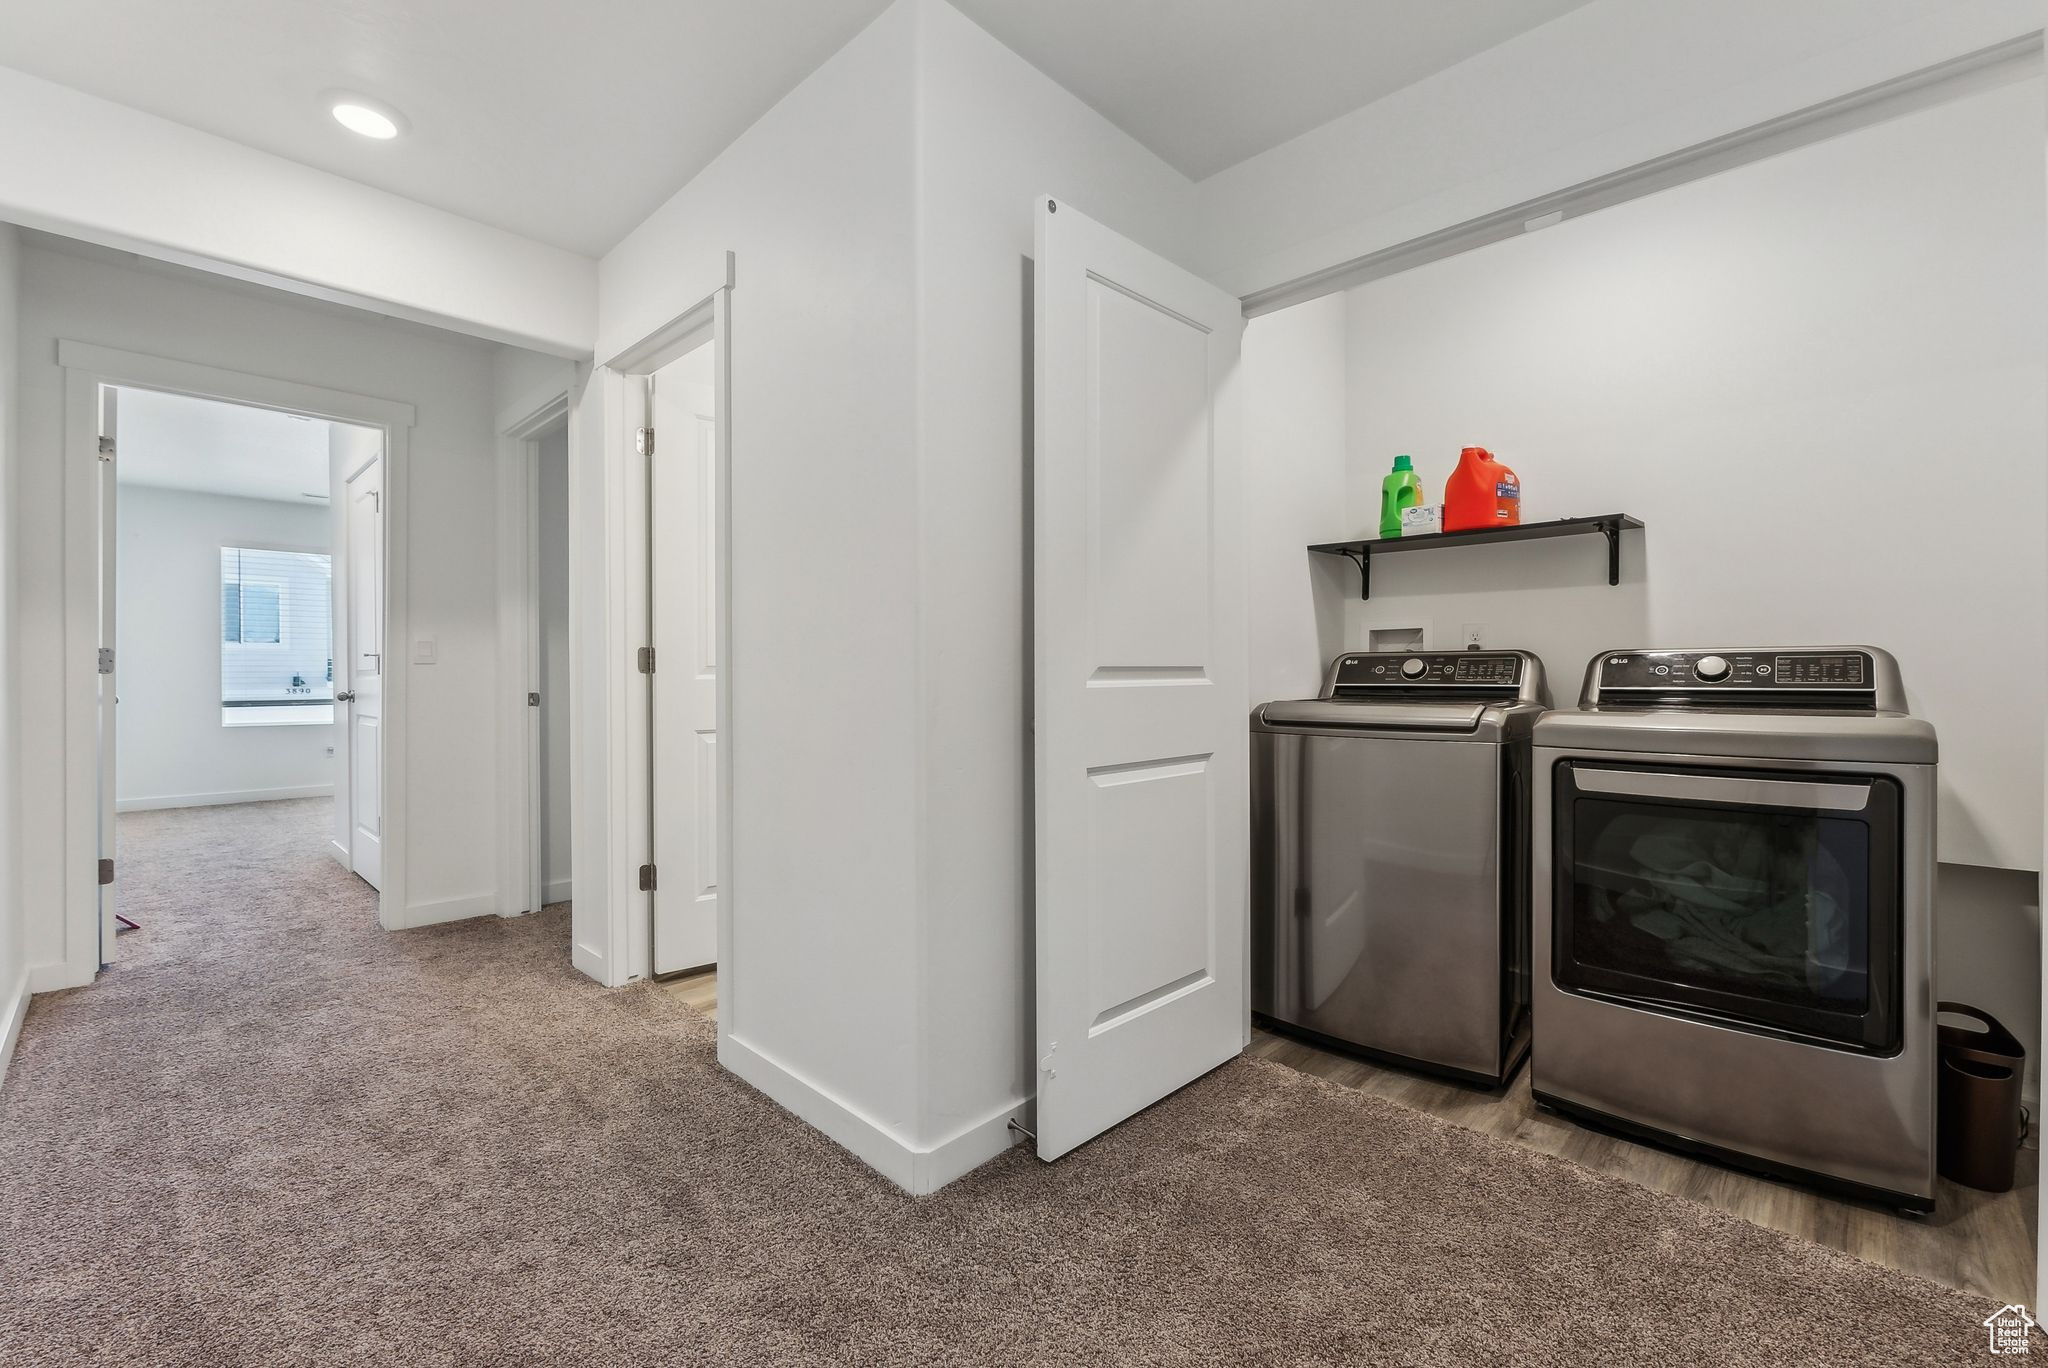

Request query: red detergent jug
[{"left": 1443, "top": 447, "right": 1520, "bottom": 532}]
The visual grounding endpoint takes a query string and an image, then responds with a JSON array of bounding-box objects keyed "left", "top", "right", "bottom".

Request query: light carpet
[{"left": 0, "top": 798, "right": 1994, "bottom": 1365}]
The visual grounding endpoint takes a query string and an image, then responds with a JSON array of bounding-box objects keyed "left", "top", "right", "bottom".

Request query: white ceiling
[
  {"left": 0, "top": 0, "right": 1591, "bottom": 255},
  {"left": 948, "top": 0, "right": 1596, "bottom": 179},
  {"left": 0, "top": 0, "right": 891, "bottom": 256},
  {"left": 114, "top": 388, "right": 336, "bottom": 506}
]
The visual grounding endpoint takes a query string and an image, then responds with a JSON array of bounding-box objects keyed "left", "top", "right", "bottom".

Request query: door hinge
[
  {"left": 638, "top": 863, "right": 657, "bottom": 892},
  {"left": 98, "top": 858, "right": 114, "bottom": 886},
  {"left": 635, "top": 426, "right": 655, "bottom": 457},
  {"left": 97, "top": 436, "right": 114, "bottom": 462},
  {"left": 97, "top": 647, "right": 115, "bottom": 675},
  {"left": 528, "top": 691, "right": 541, "bottom": 707},
  {"left": 637, "top": 646, "right": 656, "bottom": 674}
]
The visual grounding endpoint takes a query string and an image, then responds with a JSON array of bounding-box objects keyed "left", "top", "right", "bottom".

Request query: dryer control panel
[
  {"left": 1582, "top": 646, "right": 1905, "bottom": 712},
  {"left": 1325, "top": 650, "right": 1544, "bottom": 701}
]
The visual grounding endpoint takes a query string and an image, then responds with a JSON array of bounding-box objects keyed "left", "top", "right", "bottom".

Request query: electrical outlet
[{"left": 1461, "top": 623, "right": 1486, "bottom": 649}]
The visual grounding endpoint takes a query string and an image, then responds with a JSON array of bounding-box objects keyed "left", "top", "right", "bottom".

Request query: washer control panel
[
  {"left": 1595, "top": 649, "right": 1874, "bottom": 693},
  {"left": 1330, "top": 651, "right": 1523, "bottom": 691}
]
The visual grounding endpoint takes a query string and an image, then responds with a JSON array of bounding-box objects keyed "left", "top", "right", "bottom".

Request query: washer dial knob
[
  {"left": 1400, "top": 657, "right": 1427, "bottom": 680},
  {"left": 1694, "top": 654, "right": 1731, "bottom": 682}
]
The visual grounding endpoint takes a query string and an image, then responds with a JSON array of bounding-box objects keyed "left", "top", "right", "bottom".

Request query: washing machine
[
  {"left": 1532, "top": 646, "right": 1937, "bottom": 1210},
  {"left": 1250, "top": 650, "right": 1550, "bottom": 1086}
]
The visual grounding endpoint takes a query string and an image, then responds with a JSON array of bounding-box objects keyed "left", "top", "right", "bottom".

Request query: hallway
[{"left": 0, "top": 802, "right": 1995, "bottom": 1365}]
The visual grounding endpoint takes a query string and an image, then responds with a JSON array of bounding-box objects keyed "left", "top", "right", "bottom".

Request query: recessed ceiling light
[{"left": 328, "top": 94, "right": 404, "bottom": 140}]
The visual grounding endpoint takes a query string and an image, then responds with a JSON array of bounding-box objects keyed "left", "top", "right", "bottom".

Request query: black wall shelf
[{"left": 1310, "top": 514, "right": 1644, "bottom": 600}]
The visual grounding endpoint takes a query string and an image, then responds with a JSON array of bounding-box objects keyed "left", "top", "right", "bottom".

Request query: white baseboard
[
  {"left": 571, "top": 938, "right": 607, "bottom": 985},
  {"left": 542, "top": 875, "right": 573, "bottom": 905},
  {"left": 918, "top": 1094, "right": 1033, "bottom": 1191},
  {"left": 0, "top": 971, "right": 30, "bottom": 1091},
  {"left": 117, "top": 784, "right": 334, "bottom": 813},
  {"left": 25, "top": 959, "right": 91, "bottom": 994},
  {"left": 721, "top": 1032, "right": 919, "bottom": 1190},
  {"left": 719, "top": 1031, "right": 1026, "bottom": 1195},
  {"left": 401, "top": 891, "right": 499, "bottom": 929}
]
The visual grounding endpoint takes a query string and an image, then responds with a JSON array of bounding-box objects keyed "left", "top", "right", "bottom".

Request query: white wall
[
  {"left": 17, "top": 242, "right": 517, "bottom": 982},
  {"left": 1336, "top": 79, "right": 2046, "bottom": 1094},
  {"left": 0, "top": 222, "right": 24, "bottom": 1076},
  {"left": 1241, "top": 294, "right": 1351, "bottom": 710},
  {"left": 0, "top": 66, "right": 595, "bottom": 356},
  {"left": 537, "top": 426, "right": 572, "bottom": 902},
  {"left": 1939, "top": 863, "right": 2043, "bottom": 1106},
  {"left": 492, "top": 347, "right": 576, "bottom": 432},
  {"left": 116, "top": 485, "right": 334, "bottom": 810},
  {"left": 907, "top": 0, "right": 1206, "bottom": 1185},
  {"left": 2037, "top": 49, "right": 2047, "bottom": 1322},
  {"left": 594, "top": 0, "right": 925, "bottom": 1170},
  {"left": 1195, "top": 0, "right": 2042, "bottom": 296},
  {"left": 589, "top": 0, "right": 1216, "bottom": 1189},
  {"left": 1341, "top": 78, "right": 2046, "bottom": 873}
]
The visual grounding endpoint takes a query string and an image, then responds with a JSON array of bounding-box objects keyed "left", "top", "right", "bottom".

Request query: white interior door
[
  {"left": 1033, "top": 197, "right": 1247, "bottom": 1160},
  {"left": 649, "top": 348, "right": 720, "bottom": 975},
  {"left": 343, "top": 455, "right": 384, "bottom": 889},
  {"left": 96, "top": 385, "right": 119, "bottom": 964}
]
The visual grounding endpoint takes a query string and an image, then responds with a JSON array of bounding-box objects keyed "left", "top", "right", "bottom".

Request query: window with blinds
[{"left": 220, "top": 546, "right": 334, "bottom": 727}]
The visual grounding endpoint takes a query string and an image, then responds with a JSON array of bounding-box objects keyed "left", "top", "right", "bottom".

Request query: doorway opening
[
  {"left": 99, "top": 384, "right": 386, "bottom": 964},
  {"left": 499, "top": 390, "right": 574, "bottom": 928},
  {"left": 565, "top": 263, "right": 731, "bottom": 1001},
  {"left": 533, "top": 417, "right": 572, "bottom": 915}
]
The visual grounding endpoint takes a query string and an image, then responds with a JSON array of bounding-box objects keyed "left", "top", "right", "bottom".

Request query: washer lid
[{"left": 1533, "top": 706, "right": 1936, "bottom": 765}]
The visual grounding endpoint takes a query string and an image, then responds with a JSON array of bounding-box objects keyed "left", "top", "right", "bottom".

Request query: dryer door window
[{"left": 1552, "top": 763, "right": 1902, "bottom": 1054}]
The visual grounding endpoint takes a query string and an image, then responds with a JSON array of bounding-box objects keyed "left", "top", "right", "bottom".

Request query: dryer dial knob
[
  {"left": 1400, "top": 658, "right": 1427, "bottom": 679},
  {"left": 1694, "top": 655, "right": 1731, "bottom": 682}
]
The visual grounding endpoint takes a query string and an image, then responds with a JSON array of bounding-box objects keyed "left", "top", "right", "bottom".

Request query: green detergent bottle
[{"left": 1379, "top": 455, "right": 1424, "bottom": 538}]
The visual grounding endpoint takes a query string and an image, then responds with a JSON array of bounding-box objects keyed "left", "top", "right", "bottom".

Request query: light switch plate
[{"left": 413, "top": 638, "right": 437, "bottom": 665}]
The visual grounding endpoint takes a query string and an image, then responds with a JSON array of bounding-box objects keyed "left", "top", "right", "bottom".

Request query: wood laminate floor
[
  {"left": 661, "top": 965, "right": 719, "bottom": 1020},
  {"left": 1248, "top": 1027, "right": 2037, "bottom": 1308},
  {"left": 661, "top": 968, "right": 2034, "bottom": 1307}
]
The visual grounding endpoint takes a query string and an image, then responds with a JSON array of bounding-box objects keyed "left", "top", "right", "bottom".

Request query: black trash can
[{"left": 1937, "top": 1002, "right": 2027, "bottom": 1193}]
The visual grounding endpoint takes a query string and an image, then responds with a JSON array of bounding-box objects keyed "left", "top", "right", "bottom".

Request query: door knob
[{"left": 336, "top": 690, "right": 356, "bottom": 702}]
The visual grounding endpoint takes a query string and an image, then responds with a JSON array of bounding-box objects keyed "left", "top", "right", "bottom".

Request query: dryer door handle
[{"left": 1572, "top": 767, "right": 1874, "bottom": 813}]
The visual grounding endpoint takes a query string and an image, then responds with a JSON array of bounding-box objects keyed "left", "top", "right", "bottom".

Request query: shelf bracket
[
  {"left": 1309, "top": 513, "right": 1638, "bottom": 602},
  {"left": 1340, "top": 546, "right": 1370, "bottom": 601}
]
